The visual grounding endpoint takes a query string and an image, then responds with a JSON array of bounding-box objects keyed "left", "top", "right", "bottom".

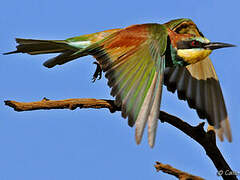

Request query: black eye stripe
[{"left": 177, "top": 40, "right": 203, "bottom": 49}]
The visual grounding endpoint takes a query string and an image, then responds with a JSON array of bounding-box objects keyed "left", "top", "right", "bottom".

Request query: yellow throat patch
[{"left": 177, "top": 49, "right": 212, "bottom": 64}]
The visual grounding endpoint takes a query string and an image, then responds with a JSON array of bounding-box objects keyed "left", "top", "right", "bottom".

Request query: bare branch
[
  {"left": 159, "top": 112, "right": 238, "bottom": 180},
  {"left": 4, "top": 98, "right": 120, "bottom": 112},
  {"left": 4, "top": 98, "right": 238, "bottom": 180},
  {"left": 155, "top": 162, "right": 204, "bottom": 180}
]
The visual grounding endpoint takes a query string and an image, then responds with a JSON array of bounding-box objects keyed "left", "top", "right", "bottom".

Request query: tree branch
[
  {"left": 159, "top": 112, "right": 237, "bottom": 180},
  {"left": 154, "top": 161, "right": 204, "bottom": 180},
  {"left": 4, "top": 98, "right": 238, "bottom": 180},
  {"left": 4, "top": 98, "right": 120, "bottom": 112}
]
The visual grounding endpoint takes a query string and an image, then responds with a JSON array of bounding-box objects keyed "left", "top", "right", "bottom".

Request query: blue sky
[{"left": 1, "top": 0, "right": 239, "bottom": 179}]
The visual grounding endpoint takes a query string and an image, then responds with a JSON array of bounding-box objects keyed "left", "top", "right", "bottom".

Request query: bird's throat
[{"left": 177, "top": 49, "right": 212, "bottom": 64}]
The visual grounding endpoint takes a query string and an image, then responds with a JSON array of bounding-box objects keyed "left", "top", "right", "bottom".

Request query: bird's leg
[{"left": 92, "top": 61, "right": 102, "bottom": 82}]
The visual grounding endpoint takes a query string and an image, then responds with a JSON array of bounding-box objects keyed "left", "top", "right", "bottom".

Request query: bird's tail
[
  {"left": 4, "top": 38, "right": 71, "bottom": 55},
  {"left": 4, "top": 29, "right": 121, "bottom": 68},
  {"left": 3, "top": 38, "right": 89, "bottom": 68}
]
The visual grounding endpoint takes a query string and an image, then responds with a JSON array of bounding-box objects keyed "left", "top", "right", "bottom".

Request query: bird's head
[{"left": 168, "top": 29, "right": 235, "bottom": 64}]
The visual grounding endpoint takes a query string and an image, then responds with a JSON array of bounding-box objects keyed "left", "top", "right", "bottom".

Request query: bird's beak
[{"left": 204, "top": 42, "right": 236, "bottom": 50}]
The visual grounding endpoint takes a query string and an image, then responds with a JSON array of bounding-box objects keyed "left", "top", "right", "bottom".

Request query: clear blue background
[{"left": 1, "top": 0, "right": 239, "bottom": 179}]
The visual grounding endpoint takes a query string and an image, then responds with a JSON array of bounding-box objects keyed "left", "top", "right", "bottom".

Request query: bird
[{"left": 4, "top": 18, "right": 235, "bottom": 147}]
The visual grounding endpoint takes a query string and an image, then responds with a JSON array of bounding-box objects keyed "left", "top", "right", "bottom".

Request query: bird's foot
[{"left": 92, "top": 61, "right": 102, "bottom": 83}]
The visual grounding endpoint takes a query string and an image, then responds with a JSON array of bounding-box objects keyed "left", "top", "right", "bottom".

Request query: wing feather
[
  {"left": 147, "top": 57, "right": 164, "bottom": 147},
  {"left": 135, "top": 70, "right": 158, "bottom": 144},
  {"left": 121, "top": 53, "right": 153, "bottom": 124},
  {"left": 164, "top": 57, "right": 231, "bottom": 141},
  {"left": 84, "top": 24, "right": 167, "bottom": 147}
]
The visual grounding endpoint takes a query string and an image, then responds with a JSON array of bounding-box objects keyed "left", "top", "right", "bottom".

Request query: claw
[{"left": 92, "top": 61, "right": 102, "bottom": 83}]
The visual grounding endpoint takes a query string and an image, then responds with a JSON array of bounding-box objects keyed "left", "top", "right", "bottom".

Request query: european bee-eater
[{"left": 4, "top": 18, "right": 235, "bottom": 147}]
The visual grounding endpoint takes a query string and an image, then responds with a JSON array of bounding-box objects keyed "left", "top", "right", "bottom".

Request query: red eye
[{"left": 191, "top": 40, "right": 199, "bottom": 46}]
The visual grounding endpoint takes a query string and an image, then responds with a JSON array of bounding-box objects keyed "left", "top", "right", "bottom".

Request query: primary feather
[{"left": 78, "top": 24, "right": 168, "bottom": 147}]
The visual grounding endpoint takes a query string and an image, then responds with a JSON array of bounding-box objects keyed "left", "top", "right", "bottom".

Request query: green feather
[{"left": 81, "top": 23, "right": 168, "bottom": 147}]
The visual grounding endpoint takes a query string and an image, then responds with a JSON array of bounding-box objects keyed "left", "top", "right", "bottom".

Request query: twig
[
  {"left": 4, "top": 98, "right": 120, "bottom": 112},
  {"left": 155, "top": 161, "right": 204, "bottom": 180},
  {"left": 4, "top": 98, "right": 238, "bottom": 180}
]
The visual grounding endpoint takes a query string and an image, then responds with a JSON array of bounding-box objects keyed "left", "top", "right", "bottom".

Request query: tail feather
[
  {"left": 4, "top": 30, "right": 121, "bottom": 66},
  {"left": 43, "top": 50, "right": 88, "bottom": 68},
  {"left": 43, "top": 51, "right": 73, "bottom": 68},
  {"left": 4, "top": 38, "right": 90, "bottom": 68},
  {"left": 4, "top": 38, "right": 71, "bottom": 55}
]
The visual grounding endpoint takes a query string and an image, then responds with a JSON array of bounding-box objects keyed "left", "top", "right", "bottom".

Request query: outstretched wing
[
  {"left": 164, "top": 58, "right": 231, "bottom": 141},
  {"left": 84, "top": 24, "right": 168, "bottom": 147},
  {"left": 164, "top": 19, "right": 231, "bottom": 141}
]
